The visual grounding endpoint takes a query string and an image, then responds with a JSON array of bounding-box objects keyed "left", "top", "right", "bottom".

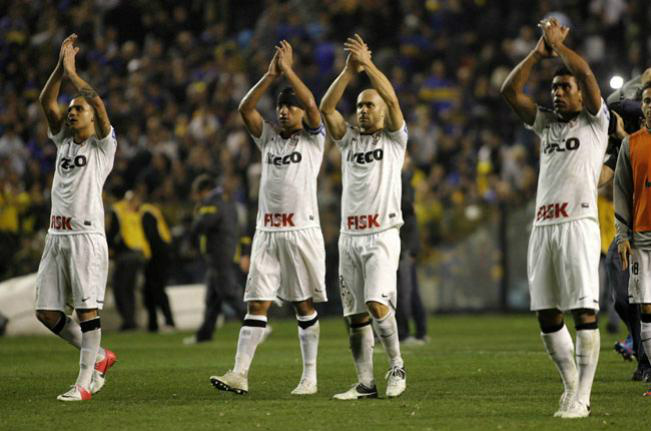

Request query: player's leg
[
  {"left": 193, "top": 269, "right": 223, "bottom": 343},
  {"left": 334, "top": 235, "right": 377, "bottom": 400},
  {"left": 528, "top": 224, "right": 578, "bottom": 417},
  {"left": 631, "top": 248, "right": 651, "bottom": 388},
  {"left": 363, "top": 229, "right": 405, "bottom": 398},
  {"left": 211, "top": 232, "right": 277, "bottom": 394},
  {"left": 559, "top": 220, "right": 601, "bottom": 418},
  {"left": 290, "top": 299, "right": 319, "bottom": 394},
  {"left": 279, "top": 228, "right": 326, "bottom": 394}
]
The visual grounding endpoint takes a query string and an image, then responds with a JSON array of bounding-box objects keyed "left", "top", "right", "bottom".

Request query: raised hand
[
  {"left": 538, "top": 18, "right": 569, "bottom": 49},
  {"left": 267, "top": 51, "right": 281, "bottom": 78},
  {"left": 344, "top": 34, "right": 372, "bottom": 68},
  {"left": 58, "top": 33, "right": 78, "bottom": 65},
  {"left": 275, "top": 40, "right": 294, "bottom": 74},
  {"left": 344, "top": 53, "right": 364, "bottom": 74},
  {"left": 62, "top": 40, "right": 80, "bottom": 78},
  {"left": 533, "top": 36, "right": 557, "bottom": 59}
]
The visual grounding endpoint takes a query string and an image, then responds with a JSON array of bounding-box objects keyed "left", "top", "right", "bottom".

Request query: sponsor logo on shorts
[
  {"left": 346, "top": 214, "right": 380, "bottom": 230},
  {"left": 263, "top": 213, "right": 295, "bottom": 227},
  {"left": 50, "top": 215, "right": 73, "bottom": 230},
  {"left": 535, "top": 202, "right": 569, "bottom": 221}
]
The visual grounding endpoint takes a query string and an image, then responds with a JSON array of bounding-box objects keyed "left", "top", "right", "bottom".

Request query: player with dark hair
[
  {"left": 210, "top": 41, "right": 327, "bottom": 395},
  {"left": 614, "top": 80, "right": 651, "bottom": 397},
  {"left": 320, "top": 34, "right": 408, "bottom": 400},
  {"left": 35, "top": 34, "right": 117, "bottom": 401},
  {"left": 500, "top": 18, "right": 609, "bottom": 418}
]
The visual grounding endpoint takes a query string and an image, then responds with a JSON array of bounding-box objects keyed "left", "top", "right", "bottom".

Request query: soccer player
[
  {"left": 614, "top": 80, "right": 651, "bottom": 396},
  {"left": 500, "top": 19, "right": 610, "bottom": 418},
  {"left": 210, "top": 41, "right": 326, "bottom": 395},
  {"left": 35, "top": 34, "right": 117, "bottom": 401},
  {"left": 320, "top": 34, "right": 408, "bottom": 400}
]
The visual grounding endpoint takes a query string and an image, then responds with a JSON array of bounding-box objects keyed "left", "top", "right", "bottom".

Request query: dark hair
[
  {"left": 641, "top": 81, "right": 651, "bottom": 96},
  {"left": 192, "top": 174, "right": 216, "bottom": 194},
  {"left": 553, "top": 66, "right": 573, "bottom": 79},
  {"left": 277, "top": 87, "right": 302, "bottom": 108}
]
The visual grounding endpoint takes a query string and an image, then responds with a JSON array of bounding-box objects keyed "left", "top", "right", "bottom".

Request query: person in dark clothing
[
  {"left": 140, "top": 197, "right": 176, "bottom": 332},
  {"left": 107, "top": 190, "right": 148, "bottom": 331},
  {"left": 396, "top": 154, "right": 427, "bottom": 344},
  {"left": 185, "top": 174, "right": 245, "bottom": 344}
]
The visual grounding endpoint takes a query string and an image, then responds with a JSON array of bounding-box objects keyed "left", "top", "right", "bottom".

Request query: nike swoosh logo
[{"left": 82, "top": 297, "right": 90, "bottom": 302}]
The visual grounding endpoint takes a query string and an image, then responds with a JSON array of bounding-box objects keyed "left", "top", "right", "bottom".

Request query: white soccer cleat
[
  {"left": 57, "top": 384, "right": 92, "bottom": 401},
  {"left": 210, "top": 370, "right": 248, "bottom": 395},
  {"left": 553, "top": 390, "right": 575, "bottom": 417},
  {"left": 291, "top": 379, "right": 317, "bottom": 395},
  {"left": 333, "top": 383, "right": 378, "bottom": 400},
  {"left": 90, "top": 348, "right": 118, "bottom": 394},
  {"left": 385, "top": 366, "right": 406, "bottom": 398},
  {"left": 558, "top": 400, "right": 590, "bottom": 419}
]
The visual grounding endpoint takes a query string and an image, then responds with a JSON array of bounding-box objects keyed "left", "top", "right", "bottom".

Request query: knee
[
  {"left": 536, "top": 309, "right": 563, "bottom": 331},
  {"left": 366, "top": 301, "right": 389, "bottom": 319},
  {"left": 640, "top": 304, "right": 651, "bottom": 323},
  {"left": 571, "top": 308, "right": 597, "bottom": 325},
  {"left": 348, "top": 313, "right": 371, "bottom": 327},
  {"left": 247, "top": 301, "right": 270, "bottom": 316},
  {"left": 35, "top": 310, "right": 61, "bottom": 329},
  {"left": 293, "top": 299, "right": 315, "bottom": 317}
]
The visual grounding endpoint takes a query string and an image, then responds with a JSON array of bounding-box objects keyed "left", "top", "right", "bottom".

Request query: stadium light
[{"left": 610, "top": 75, "right": 624, "bottom": 90}]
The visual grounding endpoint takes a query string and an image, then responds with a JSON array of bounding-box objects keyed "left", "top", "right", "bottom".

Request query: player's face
[
  {"left": 67, "top": 98, "right": 95, "bottom": 131},
  {"left": 356, "top": 90, "right": 385, "bottom": 132},
  {"left": 276, "top": 104, "right": 304, "bottom": 131},
  {"left": 642, "top": 88, "right": 651, "bottom": 126},
  {"left": 551, "top": 75, "right": 582, "bottom": 115}
]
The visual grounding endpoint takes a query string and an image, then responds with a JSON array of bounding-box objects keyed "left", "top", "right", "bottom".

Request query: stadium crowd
[{"left": 0, "top": 0, "right": 642, "bottom": 293}]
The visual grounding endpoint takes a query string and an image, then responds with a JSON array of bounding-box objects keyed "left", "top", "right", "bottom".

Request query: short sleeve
[
  {"left": 251, "top": 121, "right": 274, "bottom": 151},
  {"left": 331, "top": 124, "right": 354, "bottom": 149},
  {"left": 585, "top": 98, "right": 610, "bottom": 131},
  {"left": 386, "top": 122, "right": 408, "bottom": 147},
  {"left": 47, "top": 127, "right": 66, "bottom": 146},
  {"left": 97, "top": 127, "right": 117, "bottom": 152},
  {"left": 304, "top": 123, "right": 326, "bottom": 148},
  {"left": 524, "top": 107, "right": 554, "bottom": 135}
]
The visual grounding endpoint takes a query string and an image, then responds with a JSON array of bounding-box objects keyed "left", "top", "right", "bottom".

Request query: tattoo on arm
[{"left": 80, "top": 86, "right": 98, "bottom": 99}]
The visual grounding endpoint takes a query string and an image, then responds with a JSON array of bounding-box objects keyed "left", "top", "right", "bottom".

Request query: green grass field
[{"left": 0, "top": 315, "right": 648, "bottom": 431}]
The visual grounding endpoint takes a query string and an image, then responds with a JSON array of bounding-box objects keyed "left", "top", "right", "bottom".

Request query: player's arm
[
  {"left": 319, "top": 56, "right": 358, "bottom": 140},
  {"left": 39, "top": 34, "right": 79, "bottom": 135},
  {"left": 275, "top": 40, "right": 320, "bottom": 129},
  {"left": 62, "top": 40, "right": 111, "bottom": 139},
  {"left": 238, "top": 53, "right": 280, "bottom": 138},
  {"left": 613, "top": 137, "right": 633, "bottom": 267},
  {"left": 500, "top": 36, "right": 556, "bottom": 126},
  {"left": 344, "top": 34, "right": 404, "bottom": 132},
  {"left": 541, "top": 18, "right": 601, "bottom": 116}
]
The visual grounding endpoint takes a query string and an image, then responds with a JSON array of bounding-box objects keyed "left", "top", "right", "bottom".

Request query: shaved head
[{"left": 356, "top": 89, "right": 386, "bottom": 132}]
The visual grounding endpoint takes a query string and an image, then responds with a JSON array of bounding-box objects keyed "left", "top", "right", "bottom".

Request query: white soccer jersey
[
  {"left": 526, "top": 100, "right": 609, "bottom": 226},
  {"left": 336, "top": 123, "right": 408, "bottom": 235},
  {"left": 252, "top": 121, "right": 325, "bottom": 231},
  {"left": 48, "top": 127, "right": 117, "bottom": 235}
]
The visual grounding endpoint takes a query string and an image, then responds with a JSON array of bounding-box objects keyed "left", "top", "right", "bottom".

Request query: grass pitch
[{"left": 0, "top": 315, "right": 648, "bottom": 431}]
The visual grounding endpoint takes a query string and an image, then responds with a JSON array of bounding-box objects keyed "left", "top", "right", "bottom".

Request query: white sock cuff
[
  {"left": 297, "top": 311, "right": 318, "bottom": 322},
  {"left": 374, "top": 310, "right": 395, "bottom": 324}
]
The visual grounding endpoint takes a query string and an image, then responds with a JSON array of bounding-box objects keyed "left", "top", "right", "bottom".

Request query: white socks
[
  {"left": 50, "top": 314, "right": 106, "bottom": 362},
  {"left": 233, "top": 314, "right": 268, "bottom": 376},
  {"left": 76, "top": 318, "right": 102, "bottom": 390},
  {"left": 372, "top": 310, "right": 404, "bottom": 369},
  {"left": 349, "top": 322, "right": 375, "bottom": 387},
  {"left": 541, "top": 325, "right": 578, "bottom": 395},
  {"left": 575, "top": 328, "right": 600, "bottom": 406},
  {"left": 297, "top": 312, "right": 320, "bottom": 383}
]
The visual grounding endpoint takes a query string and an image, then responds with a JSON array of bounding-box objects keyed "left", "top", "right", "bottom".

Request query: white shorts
[
  {"left": 338, "top": 228, "right": 401, "bottom": 317},
  {"left": 628, "top": 248, "right": 651, "bottom": 304},
  {"left": 35, "top": 233, "right": 109, "bottom": 311},
  {"left": 527, "top": 219, "right": 600, "bottom": 312},
  {"left": 244, "top": 228, "right": 326, "bottom": 303}
]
